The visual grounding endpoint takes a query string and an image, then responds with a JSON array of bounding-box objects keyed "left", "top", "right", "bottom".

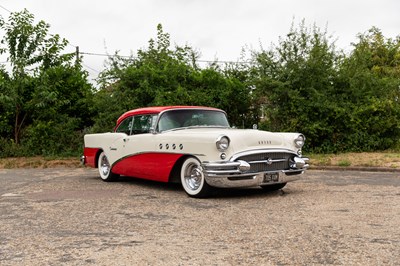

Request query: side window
[
  {"left": 158, "top": 112, "right": 181, "bottom": 132},
  {"left": 115, "top": 117, "right": 133, "bottom": 135},
  {"left": 131, "top": 115, "right": 157, "bottom": 134}
]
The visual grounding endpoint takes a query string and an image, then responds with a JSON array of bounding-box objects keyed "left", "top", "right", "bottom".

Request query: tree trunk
[{"left": 14, "top": 105, "right": 26, "bottom": 145}]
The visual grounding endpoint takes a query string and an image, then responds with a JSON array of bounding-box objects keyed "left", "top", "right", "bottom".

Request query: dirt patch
[
  {"left": 1, "top": 168, "right": 399, "bottom": 265},
  {"left": 308, "top": 152, "right": 400, "bottom": 169},
  {"left": 27, "top": 189, "right": 123, "bottom": 201},
  {"left": 0, "top": 157, "right": 80, "bottom": 169}
]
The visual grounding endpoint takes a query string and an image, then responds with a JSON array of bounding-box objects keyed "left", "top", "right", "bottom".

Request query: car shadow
[
  {"left": 102, "top": 175, "right": 294, "bottom": 199},
  {"left": 117, "top": 175, "right": 182, "bottom": 192},
  {"left": 210, "top": 187, "right": 289, "bottom": 199}
]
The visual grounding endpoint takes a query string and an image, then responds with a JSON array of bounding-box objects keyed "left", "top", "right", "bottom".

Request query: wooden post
[{"left": 75, "top": 46, "right": 79, "bottom": 65}]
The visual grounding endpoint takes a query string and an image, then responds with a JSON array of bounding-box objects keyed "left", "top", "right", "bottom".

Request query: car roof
[{"left": 116, "top": 106, "right": 223, "bottom": 127}]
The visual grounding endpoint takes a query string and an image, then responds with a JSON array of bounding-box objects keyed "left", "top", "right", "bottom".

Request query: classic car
[{"left": 82, "top": 106, "right": 309, "bottom": 197}]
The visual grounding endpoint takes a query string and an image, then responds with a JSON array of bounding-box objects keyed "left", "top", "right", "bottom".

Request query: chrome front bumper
[{"left": 202, "top": 156, "right": 309, "bottom": 188}]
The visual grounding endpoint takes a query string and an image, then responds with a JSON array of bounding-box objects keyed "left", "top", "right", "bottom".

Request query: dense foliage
[
  {"left": 0, "top": 10, "right": 399, "bottom": 157},
  {"left": 94, "top": 24, "right": 250, "bottom": 132},
  {"left": 251, "top": 24, "right": 400, "bottom": 152},
  {"left": 0, "top": 9, "right": 94, "bottom": 156}
]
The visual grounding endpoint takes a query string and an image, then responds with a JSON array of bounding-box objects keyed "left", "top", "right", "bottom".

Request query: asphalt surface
[{"left": 0, "top": 168, "right": 399, "bottom": 265}]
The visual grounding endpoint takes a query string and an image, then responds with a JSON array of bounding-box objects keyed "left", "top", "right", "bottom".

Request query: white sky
[{"left": 1, "top": 0, "right": 399, "bottom": 85}]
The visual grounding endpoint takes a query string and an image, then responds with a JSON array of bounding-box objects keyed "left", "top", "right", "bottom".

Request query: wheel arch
[
  {"left": 94, "top": 149, "right": 104, "bottom": 168},
  {"left": 168, "top": 155, "right": 199, "bottom": 183}
]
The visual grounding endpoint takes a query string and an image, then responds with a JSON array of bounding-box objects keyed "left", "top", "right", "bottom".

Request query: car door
[{"left": 111, "top": 114, "right": 161, "bottom": 179}]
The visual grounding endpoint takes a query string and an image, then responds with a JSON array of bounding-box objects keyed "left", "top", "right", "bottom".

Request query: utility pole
[{"left": 75, "top": 46, "right": 79, "bottom": 65}]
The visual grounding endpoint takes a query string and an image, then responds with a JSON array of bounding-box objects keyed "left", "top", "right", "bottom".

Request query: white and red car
[{"left": 82, "top": 106, "right": 309, "bottom": 197}]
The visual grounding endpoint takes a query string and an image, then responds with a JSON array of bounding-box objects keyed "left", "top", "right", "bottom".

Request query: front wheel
[
  {"left": 98, "top": 151, "right": 119, "bottom": 182},
  {"left": 180, "top": 157, "right": 212, "bottom": 198},
  {"left": 261, "top": 183, "right": 287, "bottom": 191}
]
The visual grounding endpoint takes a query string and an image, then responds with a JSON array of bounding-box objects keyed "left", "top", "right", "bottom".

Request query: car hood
[{"left": 162, "top": 127, "right": 299, "bottom": 154}]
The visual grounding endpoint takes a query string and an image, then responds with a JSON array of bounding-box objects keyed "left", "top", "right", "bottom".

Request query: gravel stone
[{"left": 0, "top": 168, "right": 399, "bottom": 265}]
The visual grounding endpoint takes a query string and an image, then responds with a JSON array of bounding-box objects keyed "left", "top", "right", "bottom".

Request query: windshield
[{"left": 157, "top": 109, "right": 230, "bottom": 132}]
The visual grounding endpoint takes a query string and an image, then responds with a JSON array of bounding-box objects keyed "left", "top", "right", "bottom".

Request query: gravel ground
[{"left": 0, "top": 168, "right": 399, "bottom": 265}]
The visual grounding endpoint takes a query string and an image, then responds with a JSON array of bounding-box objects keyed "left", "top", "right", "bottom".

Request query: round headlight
[
  {"left": 294, "top": 134, "right": 305, "bottom": 148},
  {"left": 216, "top": 135, "right": 230, "bottom": 151}
]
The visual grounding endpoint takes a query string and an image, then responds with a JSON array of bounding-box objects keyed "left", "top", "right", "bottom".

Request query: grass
[
  {"left": 0, "top": 156, "right": 81, "bottom": 169},
  {"left": 337, "top": 159, "right": 352, "bottom": 167},
  {"left": 306, "top": 151, "right": 400, "bottom": 169},
  {"left": 0, "top": 152, "right": 400, "bottom": 169}
]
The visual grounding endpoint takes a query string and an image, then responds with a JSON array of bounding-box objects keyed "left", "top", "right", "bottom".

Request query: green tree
[
  {"left": 252, "top": 21, "right": 342, "bottom": 151},
  {"left": 335, "top": 27, "right": 400, "bottom": 151},
  {"left": 0, "top": 9, "right": 71, "bottom": 144},
  {"left": 22, "top": 64, "right": 94, "bottom": 155},
  {"left": 252, "top": 22, "right": 400, "bottom": 152},
  {"left": 0, "top": 9, "right": 94, "bottom": 156},
  {"left": 94, "top": 24, "right": 251, "bottom": 131},
  {"left": 94, "top": 24, "right": 198, "bottom": 131}
]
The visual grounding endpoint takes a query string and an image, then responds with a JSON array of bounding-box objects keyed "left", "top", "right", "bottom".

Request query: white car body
[{"left": 82, "top": 106, "right": 309, "bottom": 197}]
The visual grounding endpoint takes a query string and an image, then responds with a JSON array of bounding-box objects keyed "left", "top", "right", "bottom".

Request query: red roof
[{"left": 116, "top": 106, "right": 222, "bottom": 128}]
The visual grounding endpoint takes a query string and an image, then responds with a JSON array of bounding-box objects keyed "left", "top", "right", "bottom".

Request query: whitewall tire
[
  {"left": 98, "top": 151, "right": 119, "bottom": 182},
  {"left": 180, "top": 157, "right": 212, "bottom": 198}
]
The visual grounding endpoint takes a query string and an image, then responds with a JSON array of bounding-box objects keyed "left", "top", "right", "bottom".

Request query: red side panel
[
  {"left": 84, "top": 147, "right": 100, "bottom": 168},
  {"left": 111, "top": 153, "right": 184, "bottom": 182}
]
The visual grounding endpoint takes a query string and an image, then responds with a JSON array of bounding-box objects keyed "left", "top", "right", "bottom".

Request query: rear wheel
[
  {"left": 98, "top": 152, "right": 119, "bottom": 182},
  {"left": 180, "top": 157, "right": 212, "bottom": 198},
  {"left": 261, "top": 183, "right": 287, "bottom": 191}
]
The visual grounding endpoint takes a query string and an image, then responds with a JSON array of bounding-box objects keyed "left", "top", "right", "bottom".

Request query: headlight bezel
[
  {"left": 294, "top": 134, "right": 305, "bottom": 149},
  {"left": 216, "top": 135, "right": 230, "bottom": 152}
]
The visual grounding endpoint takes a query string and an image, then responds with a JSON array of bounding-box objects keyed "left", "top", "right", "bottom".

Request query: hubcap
[
  {"left": 184, "top": 163, "right": 203, "bottom": 191},
  {"left": 100, "top": 155, "right": 110, "bottom": 176}
]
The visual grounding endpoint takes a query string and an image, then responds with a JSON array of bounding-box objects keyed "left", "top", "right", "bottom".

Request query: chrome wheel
[
  {"left": 100, "top": 155, "right": 110, "bottom": 177},
  {"left": 183, "top": 163, "right": 203, "bottom": 191},
  {"left": 180, "top": 157, "right": 212, "bottom": 198},
  {"left": 98, "top": 152, "right": 118, "bottom": 182}
]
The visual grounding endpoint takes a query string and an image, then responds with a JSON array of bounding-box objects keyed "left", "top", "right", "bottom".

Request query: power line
[
  {"left": 67, "top": 42, "right": 78, "bottom": 49},
  {"left": 81, "top": 52, "right": 117, "bottom": 57},
  {"left": 82, "top": 63, "right": 101, "bottom": 73},
  {"left": 0, "top": 4, "right": 11, "bottom": 13},
  {"left": 0, "top": 3, "right": 250, "bottom": 72},
  {"left": 80, "top": 51, "right": 132, "bottom": 58},
  {"left": 197, "top": 59, "right": 252, "bottom": 64},
  {"left": 80, "top": 51, "right": 251, "bottom": 64}
]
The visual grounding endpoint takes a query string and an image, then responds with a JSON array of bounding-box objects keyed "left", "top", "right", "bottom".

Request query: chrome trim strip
[
  {"left": 110, "top": 151, "right": 205, "bottom": 169},
  {"left": 201, "top": 149, "right": 309, "bottom": 188},
  {"left": 206, "top": 169, "right": 242, "bottom": 174},
  {"left": 204, "top": 169, "right": 305, "bottom": 188},
  {"left": 204, "top": 168, "right": 306, "bottom": 177},
  {"left": 230, "top": 149, "right": 297, "bottom": 161},
  {"left": 248, "top": 159, "right": 287, "bottom": 164},
  {"left": 203, "top": 161, "right": 240, "bottom": 168}
]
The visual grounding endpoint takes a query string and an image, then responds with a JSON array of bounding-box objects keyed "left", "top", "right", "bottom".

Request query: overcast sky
[{"left": 1, "top": 0, "right": 399, "bottom": 85}]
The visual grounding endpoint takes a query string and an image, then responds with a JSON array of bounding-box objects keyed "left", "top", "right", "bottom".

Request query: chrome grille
[{"left": 235, "top": 152, "right": 292, "bottom": 173}]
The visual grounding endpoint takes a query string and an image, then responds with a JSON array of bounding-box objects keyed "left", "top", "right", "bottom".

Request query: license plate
[{"left": 263, "top": 173, "right": 279, "bottom": 183}]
